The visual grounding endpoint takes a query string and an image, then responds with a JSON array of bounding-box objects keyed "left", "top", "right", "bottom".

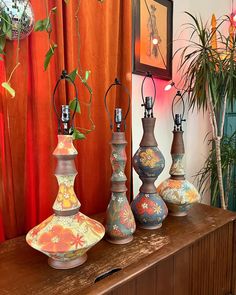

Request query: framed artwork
[{"left": 132, "top": 0, "right": 173, "bottom": 80}]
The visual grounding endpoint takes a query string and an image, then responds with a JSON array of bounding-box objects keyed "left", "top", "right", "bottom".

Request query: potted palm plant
[
  {"left": 178, "top": 12, "right": 236, "bottom": 209},
  {"left": 196, "top": 131, "right": 236, "bottom": 209}
]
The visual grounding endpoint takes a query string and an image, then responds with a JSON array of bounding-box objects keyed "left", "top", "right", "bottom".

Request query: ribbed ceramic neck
[
  {"left": 140, "top": 118, "right": 157, "bottom": 147},
  {"left": 110, "top": 131, "right": 127, "bottom": 193}
]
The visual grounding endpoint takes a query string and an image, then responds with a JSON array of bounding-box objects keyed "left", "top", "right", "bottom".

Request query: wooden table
[{"left": 0, "top": 204, "right": 236, "bottom": 295}]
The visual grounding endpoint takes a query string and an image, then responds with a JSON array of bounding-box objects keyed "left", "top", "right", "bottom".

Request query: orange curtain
[{"left": 0, "top": 0, "right": 132, "bottom": 240}]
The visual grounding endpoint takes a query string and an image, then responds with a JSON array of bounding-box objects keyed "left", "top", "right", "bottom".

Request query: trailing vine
[
  {"left": 0, "top": 0, "right": 30, "bottom": 97},
  {"left": 0, "top": 0, "right": 103, "bottom": 140}
]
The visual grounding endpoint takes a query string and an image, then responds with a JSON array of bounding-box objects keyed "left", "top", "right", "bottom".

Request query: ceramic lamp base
[
  {"left": 106, "top": 235, "right": 133, "bottom": 245},
  {"left": 48, "top": 254, "right": 88, "bottom": 270},
  {"left": 138, "top": 223, "right": 162, "bottom": 230}
]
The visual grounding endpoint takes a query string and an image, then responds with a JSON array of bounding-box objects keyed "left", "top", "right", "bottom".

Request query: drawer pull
[{"left": 95, "top": 268, "right": 122, "bottom": 283}]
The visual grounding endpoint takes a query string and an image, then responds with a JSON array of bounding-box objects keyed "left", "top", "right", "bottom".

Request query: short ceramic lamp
[
  {"left": 26, "top": 71, "right": 105, "bottom": 269},
  {"left": 157, "top": 91, "right": 200, "bottom": 216},
  {"left": 131, "top": 73, "right": 168, "bottom": 229},
  {"left": 104, "top": 78, "right": 136, "bottom": 244}
]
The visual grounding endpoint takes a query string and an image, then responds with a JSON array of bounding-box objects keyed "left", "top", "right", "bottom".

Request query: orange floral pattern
[
  {"left": 157, "top": 178, "right": 200, "bottom": 205},
  {"left": 71, "top": 235, "right": 85, "bottom": 248},
  {"left": 38, "top": 225, "right": 75, "bottom": 252},
  {"left": 73, "top": 213, "right": 105, "bottom": 235},
  {"left": 56, "top": 183, "right": 78, "bottom": 209},
  {"left": 185, "top": 188, "right": 199, "bottom": 203},
  {"left": 30, "top": 216, "right": 53, "bottom": 238},
  {"left": 86, "top": 219, "right": 105, "bottom": 235},
  {"left": 140, "top": 148, "right": 159, "bottom": 168},
  {"left": 119, "top": 204, "right": 136, "bottom": 229},
  {"left": 53, "top": 135, "right": 77, "bottom": 156}
]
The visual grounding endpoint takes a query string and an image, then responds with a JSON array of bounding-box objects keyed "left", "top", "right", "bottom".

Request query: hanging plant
[
  {"left": 34, "top": 0, "right": 103, "bottom": 140},
  {"left": 0, "top": 0, "right": 34, "bottom": 97},
  {"left": 0, "top": 0, "right": 104, "bottom": 98},
  {"left": 0, "top": 0, "right": 103, "bottom": 141}
]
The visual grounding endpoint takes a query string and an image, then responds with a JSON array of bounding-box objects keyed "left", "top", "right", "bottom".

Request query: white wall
[{"left": 132, "top": 0, "right": 231, "bottom": 203}]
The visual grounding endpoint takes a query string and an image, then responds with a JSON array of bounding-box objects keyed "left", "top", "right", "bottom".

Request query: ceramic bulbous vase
[
  {"left": 157, "top": 130, "right": 200, "bottom": 216},
  {"left": 105, "top": 132, "right": 136, "bottom": 244},
  {"left": 26, "top": 135, "right": 105, "bottom": 269},
  {"left": 131, "top": 118, "right": 168, "bottom": 229}
]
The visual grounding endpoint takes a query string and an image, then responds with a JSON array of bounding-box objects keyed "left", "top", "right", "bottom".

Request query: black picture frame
[{"left": 132, "top": 0, "right": 173, "bottom": 80}]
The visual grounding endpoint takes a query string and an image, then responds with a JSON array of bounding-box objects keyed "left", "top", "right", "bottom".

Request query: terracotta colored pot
[{"left": 26, "top": 135, "right": 105, "bottom": 269}]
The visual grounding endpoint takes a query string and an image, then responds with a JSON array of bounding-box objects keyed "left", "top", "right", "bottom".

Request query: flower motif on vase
[
  {"left": 133, "top": 147, "right": 165, "bottom": 178},
  {"left": 57, "top": 184, "right": 77, "bottom": 208},
  {"left": 28, "top": 216, "right": 54, "bottom": 241},
  {"left": 135, "top": 195, "right": 155, "bottom": 215},
  {"left": 140, "top": 148, "right": 159, "bottom": 168},
  {"left": 53, "top": 175, "right": 80, "bottom": 211},
  {"left": 71, "top": 234, "right": 85, "bottom": 248},
  {"left": 110, "top": 227, "right": 126, "bottom": 238},
  {"left": 26, "top": 213, "right": 105, "bottom": 256},
  {"left": 53, "top": 135, "right": 77, "bottom": 156},
  {"left": 157, "top": 179, "right": 200, "bottom": 205},
  {"left": 105, "top": 192, "right": 136, "bottom": 239},
  {"left": 131, "top": 193, "right": 168, "bottom": 227},
  {"left": 169, "top": 154, "right": 185, "bottom": 176},
  {"left": 38, "top": 225, "right": 75, "bottom": 252},
  {"left": 85, "top": 218, "right": 106, "bottom": 236},
  {"left": 73, "top": 213, "right": 105, "bottom": 236},
  {"left": 119, "top": 204, "right": 136, "bottom": 230},
  {"left": 110, "top": 145, "right": 127, "bottom": 182}
]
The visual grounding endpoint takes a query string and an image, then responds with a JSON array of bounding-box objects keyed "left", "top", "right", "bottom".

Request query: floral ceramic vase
[
  {"left": 157, "top": 128, "right": 200, "bottom": 216},
  {"left": 131, "top": 117, "right": 168, "bottom": 229},
  {"left": 26, "top": 135, "right": 105, "bottom": 269},
  {"left": 105, "top": 130, "right": 136, "bottom": 244}
]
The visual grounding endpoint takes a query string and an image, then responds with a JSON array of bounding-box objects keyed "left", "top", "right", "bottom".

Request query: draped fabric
[{"left": 0, "top": 0, "right": 132, "bottom": 240}]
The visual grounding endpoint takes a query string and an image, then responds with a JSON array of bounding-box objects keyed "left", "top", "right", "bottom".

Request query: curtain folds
[{"left": 0, "top": 0, "right": 132, "bottom": 240}]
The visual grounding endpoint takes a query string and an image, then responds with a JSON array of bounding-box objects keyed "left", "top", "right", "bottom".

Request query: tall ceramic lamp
[
  {"left": 26, "top": 71, "right": 105, "bottom": 269},
  {"left": 131, "top": 73, "right": 168, "bottom": 229},
  {"left": 157, "top": 91, "right": 200, "bottom": 216},
  {"left": 104, "top": 79, "right": 136, "bottom": 244}
]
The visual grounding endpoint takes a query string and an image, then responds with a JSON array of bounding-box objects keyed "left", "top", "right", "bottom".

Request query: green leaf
[
  {"left": 34, "top": 18, "right": 51, "bottom": 32},
  {"left": 0, "top": 35, "right": 6, "bottom": 53},
  {"left": 2, "top": 82, "right": 15, "bottom": 98},
  {"left": 34, "top": 20, "right": 44, "bottom": 31},
  {"left": 85, "top": 70, "right": 91, "bottom": 81},
  {"left": 68, "top": 69, "right": 78, "bottom": 82},
  {"left": 69, "top": 98, "right": 81, "bottom": 113},
  {"left": 44, "top": 44, "right": 57, "bottom": 70},
  {"left": 72, "top": 128, "right": 86, "bottom": 140}
]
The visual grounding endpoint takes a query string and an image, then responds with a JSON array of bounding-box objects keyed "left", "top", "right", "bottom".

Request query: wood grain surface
[{"left": 0, "top": 204, "right": 235, "bottom": 295}]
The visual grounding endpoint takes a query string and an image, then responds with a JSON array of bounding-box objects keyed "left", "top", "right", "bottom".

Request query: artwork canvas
[{"left": 133, "top": 0, "right": 173, "bottom": 80}]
